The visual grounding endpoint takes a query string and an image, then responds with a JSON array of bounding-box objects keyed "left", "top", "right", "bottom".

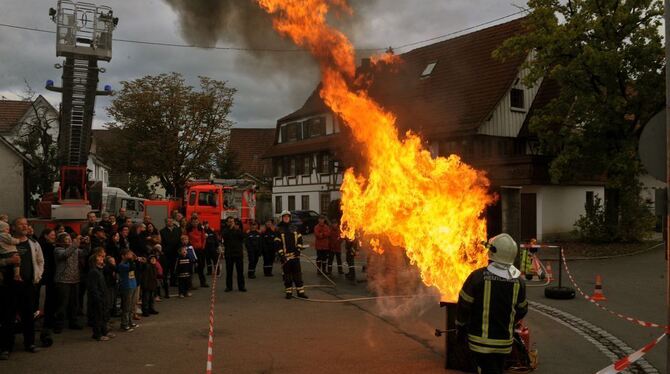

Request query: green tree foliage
[
  {"left": 215, "top": 147, "right": 240, "bottom": 179},
  {"left": 495, "top": 0, "right": 664, "bottom": 240},
  {"left": 103, "top": 73, "right": 236, "bottom": 198}
]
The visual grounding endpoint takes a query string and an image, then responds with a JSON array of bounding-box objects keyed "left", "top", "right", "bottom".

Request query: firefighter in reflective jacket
[
  {"left": 274, "top": 210, "right": 308, "bottom": 299},
  {"left": 456, "top": 233, "right": 528, "bottom": 374}
]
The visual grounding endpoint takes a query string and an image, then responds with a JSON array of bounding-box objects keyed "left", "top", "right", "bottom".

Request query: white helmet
[
  {"left": 487, "top": 233, "right": 518, "bottom": 266},
  {"left": 280, "top": 210, "right": 291, "bottom": 217}
]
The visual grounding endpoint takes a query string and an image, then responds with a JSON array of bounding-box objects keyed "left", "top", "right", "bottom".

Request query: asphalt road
[{"left": 1, "top": 237, "right": 666, "bottom": 374}]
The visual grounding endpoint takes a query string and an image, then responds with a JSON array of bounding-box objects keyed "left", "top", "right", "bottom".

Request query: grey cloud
[{"left": 1, "top": 0, "right": 525, "bottom": 129}]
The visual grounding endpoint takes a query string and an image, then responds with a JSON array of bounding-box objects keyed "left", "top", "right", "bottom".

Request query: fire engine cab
[
  {"left": 145, "top": 179, "right": 257, "bottom": 234},
  {"left": 185, "top": 179, "right": 257, "bottom": 233}
]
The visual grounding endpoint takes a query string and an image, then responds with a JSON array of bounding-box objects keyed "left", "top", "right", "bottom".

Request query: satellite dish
[{"left": 639, "top": 109, "right": 666, "bottom": 182}]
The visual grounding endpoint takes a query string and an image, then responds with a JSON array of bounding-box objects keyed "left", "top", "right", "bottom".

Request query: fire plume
[{"left": 258, "top": 0, "right": 494, "bottom": 302}]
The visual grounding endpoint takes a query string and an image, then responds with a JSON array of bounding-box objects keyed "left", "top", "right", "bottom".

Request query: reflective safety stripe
[
  {"left": 285, "top": 288, "right": 293, "bottom": 293},
  {"left": 468, "top": 343, "right": 513, "bottom": 354},
  {"left": 518, "top": 299, "right": 528, "bottom": 308},
  {"left": 481, "top": 280, "right": 491, "bottom": 338},
  {"left": 468, "top": 334, "right": 513, "bottom": 346},
  {"left": 294, "top": 233, "right": 299, "bottom": 247},
  {"left": 459, "top": 289, "right": 474, "bottom": 303},
  {"left": 281, "top": 234, "right": 287, "bottom": 252},
  {"left": 508, "top": 282, "right": 520, "bottom": 337}
]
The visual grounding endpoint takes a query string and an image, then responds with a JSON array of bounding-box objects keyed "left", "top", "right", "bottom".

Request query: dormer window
[
  {"left": 420, "top": 61, "right": 437, "bottom": 78},
  {"left": 510, "top": 88, "right": 525, "bottom": 111}
]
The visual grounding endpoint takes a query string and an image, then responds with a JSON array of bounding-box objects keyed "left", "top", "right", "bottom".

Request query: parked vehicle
[{"left": 290, "top": 210, "right": 320, "bottom": 234}]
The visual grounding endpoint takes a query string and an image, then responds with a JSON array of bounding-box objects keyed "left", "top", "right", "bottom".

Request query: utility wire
[{"left": 0, "top": 9, "right": 529, "bottom": 54}]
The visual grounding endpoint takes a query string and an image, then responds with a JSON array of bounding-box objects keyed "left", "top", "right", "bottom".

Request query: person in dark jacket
[
  {"left": 86, "top": 249, "right": 113, "bottom": 341},
  {"left": 140, "top": 255, "right": 159, "bottom": 316},
  {"left": 261, "top": 220, "right": 277, "bottom": 277},
  {"left": 90, "top": 226, "right": 107, "bottom": 251},
  {"left": 203, "top": 221, "right": 220, "bottom": 276},
  {"left": 37, "top": 228, "right": 57, "bottom": 346},
  {"left": 160, "top": 218, "right": 181, "bottom": 287},
  {"left": 221, "top": 217, "right": 245, "bottom": 292},
  {"left": 105, "top": 232, "right": 122, "bottom": 265},
  {"left": 275, "top": 211, "right": 307, "bottom": 299},
  {"left": 244, "top": 222, "right": 262, "bottom": 279},
  {"left": 102, "top": 255, "right": 118, "bottom": 319},
  {"left": 175, "top": 247, "right": 193, "bottom": 298}
]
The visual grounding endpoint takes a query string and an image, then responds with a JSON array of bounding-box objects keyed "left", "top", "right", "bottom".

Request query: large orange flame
[{"left": 258, "top": 0, "right": 494, "bottom": 302}]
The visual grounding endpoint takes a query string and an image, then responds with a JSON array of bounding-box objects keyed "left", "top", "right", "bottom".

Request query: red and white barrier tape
[
  {"left": 206, "top": 253, "right": 223, "bottom": 374},
  {"left": 560, "top": 248, "right": 667, "bottom": 330},
  {"left": 595, "top": 332, "right": 667, "bottom": 374}
]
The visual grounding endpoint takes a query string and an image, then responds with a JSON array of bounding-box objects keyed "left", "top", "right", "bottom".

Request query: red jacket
[
  {"left": 187, "top": 225, "right": 206, "bottom": 251},
  {"left": 329, "top": 225, "right": 342, "bottom": 252},
  {"left": 314, "top": 223, "right": 331, "bottom": 250}
]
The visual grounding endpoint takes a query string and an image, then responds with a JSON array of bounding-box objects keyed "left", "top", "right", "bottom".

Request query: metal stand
[{"left": 544, "top": 246, "right": 575, "bottom": 299}]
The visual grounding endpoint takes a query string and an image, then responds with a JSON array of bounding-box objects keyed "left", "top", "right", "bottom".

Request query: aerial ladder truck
[{"left": 33, "top": 0, "right": 117, "bottom": 234}]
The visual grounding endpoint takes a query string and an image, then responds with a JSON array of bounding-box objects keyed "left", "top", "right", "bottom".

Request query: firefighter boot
[
  {"left": 285, "top": 287, "right": 293, "bottom": 299},
  {"left": 297, "top": 292, "right": 308, "bottom": 299}
]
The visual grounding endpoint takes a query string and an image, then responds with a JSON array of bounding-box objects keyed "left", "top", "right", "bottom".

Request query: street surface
[{"left": 0, "top": 236, "right": 666, "bottom": 373}]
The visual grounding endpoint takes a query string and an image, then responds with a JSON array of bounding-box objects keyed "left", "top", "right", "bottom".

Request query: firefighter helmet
[
  {"left": 280, "top": 210, "right": 291, "bottom": 217},
  {"left": 487, "top": 233, "right": 518, "bottom": 266}
]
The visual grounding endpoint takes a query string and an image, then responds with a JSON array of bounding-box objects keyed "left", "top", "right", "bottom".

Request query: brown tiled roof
[
  {"left": 278, "top": 86, "right": 328, "bottom": 124},
  {"left": 275, "top": 17, "right": 528, "bottom": 140},
  {"left": 368, "top": 17, "right": 527, "bottom": 137},
  {"left": 228, "top": 128, "right": 276, "bottom": 177},
  {"left": 0, "top": 100, "right": 32, "bottom": 133}
]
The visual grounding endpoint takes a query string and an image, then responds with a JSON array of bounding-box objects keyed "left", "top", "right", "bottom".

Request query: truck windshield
[{"left": 198, "top": 191, "right": 218, "bottom": 207}]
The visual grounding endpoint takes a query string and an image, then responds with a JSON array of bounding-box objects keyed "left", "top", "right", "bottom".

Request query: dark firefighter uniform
[
  {"left": 456, "top": 267, "right": 528, "bottom": 373},
  {"left": 274, "top": 222, "right": 307, "bottom": 299},
  {"left": 245, "top": 229, "right": 262, "bottom": 278},
  {"left": 261, "top": 227, "right": 277, "bottom": 276}
]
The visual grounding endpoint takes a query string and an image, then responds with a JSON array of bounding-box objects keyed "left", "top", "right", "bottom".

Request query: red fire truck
[
  {"left": 145, "top": 179, "right": 257, "bottom": 233},
  {"left": 31, "top": 1, "right": 117, "bottom": 235}
]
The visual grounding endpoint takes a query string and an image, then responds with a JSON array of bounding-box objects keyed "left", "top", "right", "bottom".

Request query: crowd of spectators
[{"left": 0, "top": 209, "right": 219, "bottom": 361}]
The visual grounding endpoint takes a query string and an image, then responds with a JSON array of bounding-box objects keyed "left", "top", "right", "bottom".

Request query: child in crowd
[
  {"left": 175, "top": 246, "right": 193, "bottom": 298},
  {"left": 152, "top": 244, "right": 167, "bottom": 300},
  {"left": 0, "top": 220, "right": 21, "bottom": 282},
  {"left": 103, "top": 256, "right": 118, "bottom": 319},
  {"left": 140, "top": 255, "right": 159, "bottom": 316},
  {"left": 117, "top": 249, "right": 139, "bottom": 332},
  {"left": 87, "top": 249, "right": 115, "bottom": 341}
]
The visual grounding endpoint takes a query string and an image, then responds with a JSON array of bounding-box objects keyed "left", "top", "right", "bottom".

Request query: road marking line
[{"left": 530, "top": 301, "right": 659, "bottom": 374}]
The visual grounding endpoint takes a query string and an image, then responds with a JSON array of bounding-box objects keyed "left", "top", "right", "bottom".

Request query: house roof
[
  {"left": 228, "top": 128, "right": 276, "bottom": 177},
  {"left": 275, "top": 17, "right": 528, "bottom": 138},
  {"left": 0, "top": 136, "right": 34, "bottom": 167},
  {"left": 0, "top": 100, "right": 32, "bottom": 133}
]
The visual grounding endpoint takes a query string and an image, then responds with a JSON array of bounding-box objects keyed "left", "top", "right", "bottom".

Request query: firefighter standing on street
[
  {"left": 261, "top": 220, "right": 277, "bottom": 277},
  {"left": 456, "top": 233, "right": 527, "bottom": 374},
  {"left": 275, "top": 211, "right": 308, "bottom": 299}
]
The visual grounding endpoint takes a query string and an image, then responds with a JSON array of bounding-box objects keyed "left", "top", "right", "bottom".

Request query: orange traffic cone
[
  {"left": 545, "top": 262, "right": 553, "bottom": 282},
  {"left": 591, "top": 275, "right": 607, "bottom": 301}
]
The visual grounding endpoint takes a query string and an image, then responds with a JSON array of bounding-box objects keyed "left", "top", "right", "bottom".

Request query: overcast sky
[{"left": 0, "top": 0, "right": 527, "bottom": 129}]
